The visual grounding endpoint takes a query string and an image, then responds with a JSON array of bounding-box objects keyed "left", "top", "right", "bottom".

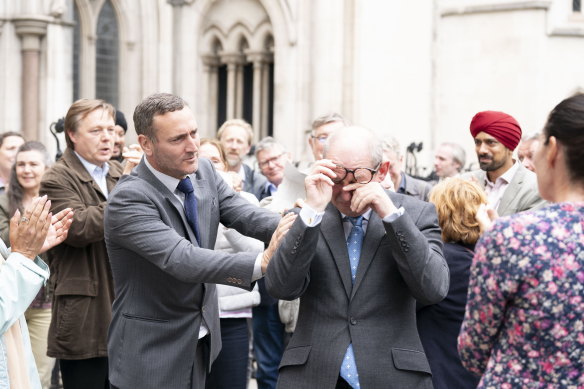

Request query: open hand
[
  {"left": 41, "top": 207, "right": 74, "bottom": 253},
  {"left": 9, "top": 196, "right": 52, "bottom": 259},
  {"left": 262, "top": 212, "right": 297, "bottom": 273},
  {"left": 304, "top": 159, "right": 336, "bottom": 212},
  {"left": 476, "top": 203, "right": 498, "bottom": 233},
  {"left": 122, "top": 144, "right": 144, "bottom": 175},
  {"left": 343, "top": 181, "right": 398, "bottom": 218}
]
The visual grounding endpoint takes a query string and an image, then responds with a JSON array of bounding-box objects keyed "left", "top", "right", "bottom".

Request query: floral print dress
[{"left": 458, "top": 202, "right": 584, "bottom": 388}]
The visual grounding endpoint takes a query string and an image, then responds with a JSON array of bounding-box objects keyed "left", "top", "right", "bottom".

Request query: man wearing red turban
[{"left": 462, "top": 110, "right": 545, "bottom": 216}]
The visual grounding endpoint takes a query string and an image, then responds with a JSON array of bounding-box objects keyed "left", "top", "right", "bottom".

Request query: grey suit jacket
[
  {"left": 461, "top": 163, "right": 545, "bottom": 216},
  {"left": 105, "top": 158, "right": 280, "bottom": 389},
  {"left": 400, "top": 173, "right": 432, "bottom": 202},
  {"left": 265, "top": 192, "right": 449, "bottom": 389}
]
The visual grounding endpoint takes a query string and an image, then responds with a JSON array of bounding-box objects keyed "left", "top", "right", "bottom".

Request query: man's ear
[
  {"left": 66, "top": 129, "right": 76, "bottom": 146},
  {"left": 138, "top": 134, "right": 153, "bottom": 157},
  {"left": 376, "top": 160, "right": 390, "bottom": 182}
]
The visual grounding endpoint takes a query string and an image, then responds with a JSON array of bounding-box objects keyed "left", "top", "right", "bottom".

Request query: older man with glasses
[
  {"left": 255, "top": 137, "right": 291, "bottom": 198},
  {"left": 265, "top": 125, "right": 447, "bottom": 389}
]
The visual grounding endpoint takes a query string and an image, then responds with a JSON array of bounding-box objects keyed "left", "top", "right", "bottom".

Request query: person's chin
[{"left": 183, "top": 160, "right": 198, "bottom": 175}]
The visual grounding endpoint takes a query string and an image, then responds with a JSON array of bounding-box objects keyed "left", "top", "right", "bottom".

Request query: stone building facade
[{"left": 1, "top": 0, "right": 583, "bottom": 173}]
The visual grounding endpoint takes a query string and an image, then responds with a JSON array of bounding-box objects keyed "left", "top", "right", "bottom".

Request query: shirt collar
[
  {"left": 265, "top": 181, "right": 278, "bottom": 196},
  {"left": 485, "top": 160, "right": 520, "bottom": 186},
  {"left": 341, "top": 208, "right": 372, "bottom": 222},
  {"left": 74, "top": 151, "right": 110, "bottom": 178},
  {"left": 398, "top": 172, "right": 406, "bottom": 193},
  {"left": 238, "top": 164, "right": 247, "bottom": 181},
  {"left": 143, "top": 156, "right": 182, "bottom": 194}
]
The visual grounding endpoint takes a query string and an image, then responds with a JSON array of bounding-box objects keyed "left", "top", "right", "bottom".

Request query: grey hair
[
  {"left": 324, "top": 126, "right": 383, "bottom": 167},
  {"left": 217, "top": 118, "right": 254, "bottom": 145},
  {"left": 311, "top": 112, "right": 348, "bottom": 133},
  {"left": 381, "top": 135, "right": 401, "bottom": 159},
  {"left": 440, "top": 142, "right": 466, "bottom": 171},
  {"left": 255, "top": 136, "right": 285, "bottom": 157}
]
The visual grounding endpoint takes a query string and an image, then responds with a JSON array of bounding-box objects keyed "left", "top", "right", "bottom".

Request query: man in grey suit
[
  {"left": 104, "top": 93, "right": 283, "bottom": 389},
  {"left": 462, "top": 110, "right": 545, "bottom": 216},
  {"left": 380, "top": 134, "right": 432, "bottom": 201},
  {"left": 265, "top": 126, "right": 449, "bottom": 388}
]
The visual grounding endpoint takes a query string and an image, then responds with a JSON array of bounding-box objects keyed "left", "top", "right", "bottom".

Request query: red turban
[{"left": 469, "top": 111, "right": 522, "bottom": 151}]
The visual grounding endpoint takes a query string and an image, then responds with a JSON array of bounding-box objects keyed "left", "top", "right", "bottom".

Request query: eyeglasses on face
[
  {"left": 331, "top": 163, "right": 380, "bottom": 184},
  {"left": 258, "top": 152, "right": 286, "bottom": 169},
  {"left": 310, "top": 134, "right": 328, "bottom": 144}
]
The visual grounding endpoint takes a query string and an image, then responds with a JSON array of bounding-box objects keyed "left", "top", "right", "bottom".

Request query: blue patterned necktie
[
  {"left": 340, "top": 215, "right": 364, "bottom": 388},
  {"left": 177, "top": 177, "right": 201, "bottom": 245}
]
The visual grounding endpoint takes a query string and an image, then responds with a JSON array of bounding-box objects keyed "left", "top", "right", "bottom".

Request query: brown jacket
[{"left": 40, "top": 148, "right": 123, "bottom": 360}]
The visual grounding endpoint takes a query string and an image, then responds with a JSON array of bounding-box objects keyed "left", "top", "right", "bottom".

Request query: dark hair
[
  {"left": 0, "top": 131, "right": 24, "bottom": 148},
  {"left": 133, "top": 93, "right": 186, "bottom": 141},
  {"left": 115, "top": 110, "right": 128, "bottom": 133},
  {"left": 7, "top": 141, "right": 51, "bottom": 216},
  {"left": 543, "top": 93, "right": 584, "bottom": 184}
]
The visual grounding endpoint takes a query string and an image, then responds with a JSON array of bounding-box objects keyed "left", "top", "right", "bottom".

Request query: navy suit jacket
[{"left": 417, "top": 242, "right": 480, "bottom": 389}]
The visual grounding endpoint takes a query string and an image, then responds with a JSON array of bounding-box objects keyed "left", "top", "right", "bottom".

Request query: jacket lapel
[
  {"left": 497, "top": 165, "right": 524, "bottom": 216},
  {"left": 135, "top": 161, "right": 199, "bottom": 246},
  {"left": 351, "top": 191, "right": 402, "bottom": 298},
  {"left": 351, "top": 211, "right": 384, "bottom": 298},
  {"left": 321, "top": 204, "right": 352, "bottom": 299},
  {"left": 192, "top": 172, "right": 208, "bottom": 248}
]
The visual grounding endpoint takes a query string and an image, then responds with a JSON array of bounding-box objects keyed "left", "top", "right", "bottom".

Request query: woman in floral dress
[{"left": 458, "top": 94, "right": 584, "bottom": 388}]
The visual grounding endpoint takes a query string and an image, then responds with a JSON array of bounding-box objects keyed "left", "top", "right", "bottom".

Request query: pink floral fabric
[{"left": 458, "top": 202, "right": 584, "bottom": 388}]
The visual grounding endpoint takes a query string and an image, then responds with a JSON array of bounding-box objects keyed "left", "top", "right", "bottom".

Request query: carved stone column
[
  {"left": 221, "top": 53, "right": 245, "bottom": 120},
  {"left": 201, "top": 54, "right": 220, "bottom": 133},
  {"left": 167, "top": 0, "right": 194, "bottom": 94},
  {"left": 260, "top": 52, "right": 273, "bottom": 138},
  {"left": 14, "top": 17, "right": 49, "bottom": 141},
  {"left": 246, "top": 51, "right": 271, "bottom": 142}
]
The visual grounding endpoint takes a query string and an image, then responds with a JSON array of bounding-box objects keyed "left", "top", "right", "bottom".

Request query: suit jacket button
[{"left": 350, "top": 317, "right": 357, "bottom": 325}]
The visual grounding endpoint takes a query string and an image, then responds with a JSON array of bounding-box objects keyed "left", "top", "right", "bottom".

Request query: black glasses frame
[{"left": 332, "top": 163, "right": 380, "bottom": 184}]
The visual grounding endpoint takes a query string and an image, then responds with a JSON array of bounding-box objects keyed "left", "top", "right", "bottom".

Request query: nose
[
  {"left": 101, "top": 129, "right": 113, "bottom": 141},
  {"left": 477, "top": 143, "right": 488, "bottom": 155},
  {"left": 186, "top": 135, "right": 199, "bottom": 152}
]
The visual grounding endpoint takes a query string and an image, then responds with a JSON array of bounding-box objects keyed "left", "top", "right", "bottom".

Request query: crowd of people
[{"left": 0, "top": 91, "right": 582, "bottom": 389}]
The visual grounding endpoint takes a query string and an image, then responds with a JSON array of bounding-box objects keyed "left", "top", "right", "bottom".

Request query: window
[
  {"left": 72, "top": 2, "right": 81, "bottom": 101},
  {"left": 95, "top": 0, "right": 119, "bottom": 107},
  {"left": 574, "top": 0, "right": 582, "bottom": 12}
]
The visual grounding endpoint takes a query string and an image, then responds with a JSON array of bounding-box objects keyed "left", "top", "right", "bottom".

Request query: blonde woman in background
[{"left": 416, "top": 177, "right": 486, "bottom": 389}]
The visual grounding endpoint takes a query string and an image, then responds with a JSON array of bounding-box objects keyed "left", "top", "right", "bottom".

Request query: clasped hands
[
  {"left": 9, "top": 195, "right": 74, "bottom": 259},
  {"left": 304, "top": 159, "right": 398, "bottom": 218}
]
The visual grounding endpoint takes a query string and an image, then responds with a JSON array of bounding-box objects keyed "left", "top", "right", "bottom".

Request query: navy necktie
[
  {"left": 177, "top": 177, "right": 201, "bottom": 245},
  {"left": 340, "top": 215, "right": 364, "bottom": 388}
]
